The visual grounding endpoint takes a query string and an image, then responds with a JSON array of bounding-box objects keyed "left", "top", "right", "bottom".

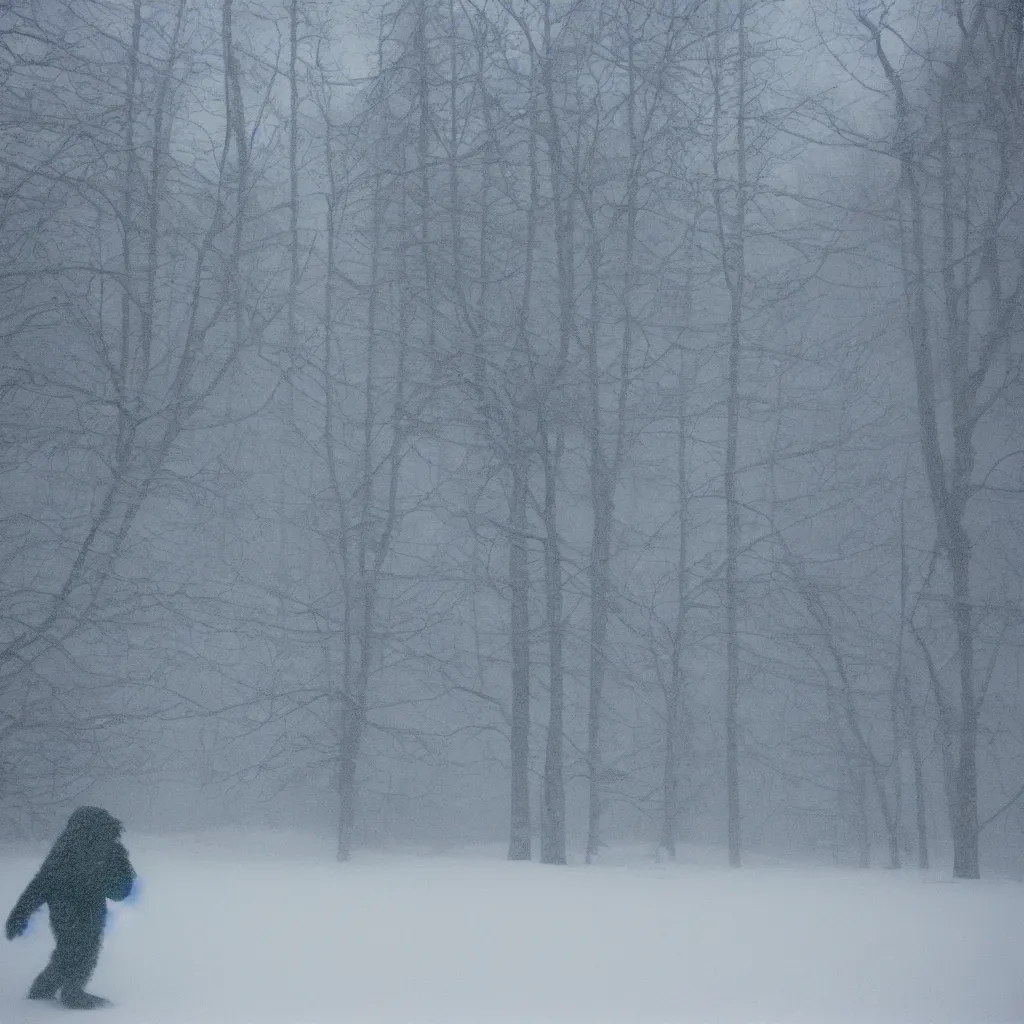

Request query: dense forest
[{"left": 0, "top": 0, "right": 1022, "bottom": 879}]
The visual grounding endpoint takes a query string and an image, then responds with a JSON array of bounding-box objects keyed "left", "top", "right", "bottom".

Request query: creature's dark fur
[{"left": 5, "top": 806, "right": 136, "bottom": 1009}]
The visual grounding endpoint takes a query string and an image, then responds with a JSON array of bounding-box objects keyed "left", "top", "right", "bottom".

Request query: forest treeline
[{"left": 0, "top": 0, "right": 1021, "bottom": 878}]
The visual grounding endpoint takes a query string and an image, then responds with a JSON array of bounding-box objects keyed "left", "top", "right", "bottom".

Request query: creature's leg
[
  {"left": 26, "top": 950, "right": 62, "bottom": 1000},
  {"left": 28, "top": 906, "right": 71, "bottom": 1000},
  {"left": 57, "top": 923, "right": 108, "bottom": 1009}
]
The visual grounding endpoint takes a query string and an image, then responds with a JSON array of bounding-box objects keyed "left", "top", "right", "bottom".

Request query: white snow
[{"left": 0, "top": 834, "right": 1021, "bottom": 1023}]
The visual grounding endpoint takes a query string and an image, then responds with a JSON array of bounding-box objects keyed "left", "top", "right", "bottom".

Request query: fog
[{"left": 0, "top": 0, "right": 1021, "bottom": 885}]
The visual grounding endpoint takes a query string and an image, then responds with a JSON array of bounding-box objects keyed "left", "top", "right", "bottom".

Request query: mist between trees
[{"left": 0, "top": 0, "right": 1021, "bottom": 879}]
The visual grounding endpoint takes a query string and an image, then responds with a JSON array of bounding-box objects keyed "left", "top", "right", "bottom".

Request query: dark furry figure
[{"left": 5, "top": 807, "right": 135, "bottom": 1009}]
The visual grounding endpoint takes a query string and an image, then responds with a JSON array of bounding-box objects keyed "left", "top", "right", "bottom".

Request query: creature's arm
[
  {"left": 104, "top": 842, "right": 136, "bottom": 902},
  {"left": 5, "top": 871, "right": 48, "bottom": 939}
]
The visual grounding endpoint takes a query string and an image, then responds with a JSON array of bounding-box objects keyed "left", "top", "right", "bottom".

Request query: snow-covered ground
[{"left": 0, "top": 833, "right": 1021, "bottom": 1023}]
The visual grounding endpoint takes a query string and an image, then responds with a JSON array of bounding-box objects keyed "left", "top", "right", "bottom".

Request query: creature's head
[
  {"left": 64, "top": 806, "right": 124, "bottom": 843},
  {"left": 42, "top": 806, "right": 126, "bottom": 885}
]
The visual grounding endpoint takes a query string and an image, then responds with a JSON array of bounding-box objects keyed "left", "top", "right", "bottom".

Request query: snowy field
[{"left": 0, "top": 833, "right": 1021, "bottom": 1024}]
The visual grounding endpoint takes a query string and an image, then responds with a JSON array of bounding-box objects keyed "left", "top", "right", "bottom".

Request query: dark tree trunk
[
  {"left": 585, "top": 481, "right": 610, "bottom": 862},
  {"left": 660, "top": 340, "right": 689, "bottom": 859},
  {"left": 540, "top": 445, "right": 566, "bottom": 866},
  {"left": 951, "top": 533, "right": 979, "bottom": 878},
  {"left": 508, "top": 458, "right": 532, "bottom": 862},
  {"left": 904, "top": 695, "right": 930, "bottom": 869},
  {"left": 336, "top": 718, "right": 362, "bottom": 862}
]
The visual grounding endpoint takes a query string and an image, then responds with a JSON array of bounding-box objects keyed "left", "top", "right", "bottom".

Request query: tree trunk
[
  {"left": 540, "top": 440, "right": 566, "bottom": 866},
  {"left": 949, "top": 534, "right": 979, "bottom": 878},
  {"left": 415, "top": 0, "right": 437, "bottom": 350},
  {"left": 335, "top": 73, "right": 408, "bottom": 855},
  {"left": 584, "top": 223, "right": 610, "bottom": 861},
  {"left": 536, "top": 0, "right": 573, "bottom": 867},
  {"left": 508, "top": 49, "right": 541, "bottom": 863},
  {"left": 855, "top": 765, "right": 870, "bottom": 869},
  {"left": 586, "top": 490, "right": 610, "bottom": 862},
  {"left": 336, "top": 688, "right": 366, "bottom": 862},
  {"left": 907, "top": 705, "right": 930, "bottom": 870},
  {"left": 660, "top": 341, "right": 689, "bottom": 859},
  {"left": 712, "top": 0, "right": 747, "bottom": 869},
  {"left": 337, "top": 586, "right": 375, "bottom": 859},
  {"left": 858, "top": 9, "right": 994, "bottom": 879},
  {"left": 316, "top": 50, "right": 357, "bottom": 863},
  {"left": 508, "top": 457, "right": 532, "bottom": 861}
]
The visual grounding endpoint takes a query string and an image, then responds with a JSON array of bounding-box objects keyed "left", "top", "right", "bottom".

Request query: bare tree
[
  {"left": 581, "top": 0, "right": 687, "bottom": 862},
  {"left": 708, "top": 0, "right": 748, "bottom": 868},
  {"left": 0, "top": 0, "right": 280, "bottom": 814},
  {"left": 855, "top": 1, "right": 1024, "bottom": 878}
]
